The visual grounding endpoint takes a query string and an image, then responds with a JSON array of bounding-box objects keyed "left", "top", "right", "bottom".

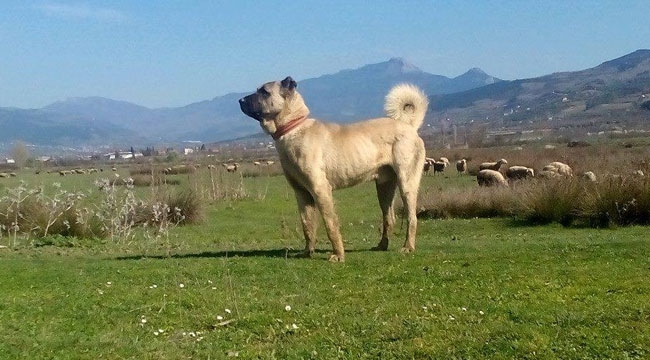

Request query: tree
[{"left": 10, "top": 141, "right": 30, "bottom": 168}]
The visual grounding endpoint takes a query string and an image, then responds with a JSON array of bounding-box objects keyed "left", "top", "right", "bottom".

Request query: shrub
[
  {"left": 418, "top": 186, "right": 522, "bottom": 219},
  {"left": 579, "top": 175, "right": 650, "bottom": 227},
  {"left": 518, "top": 178, "right": 586, "bottom": 226}
]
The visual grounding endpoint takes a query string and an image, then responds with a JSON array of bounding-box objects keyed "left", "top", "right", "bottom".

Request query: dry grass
[{"left": 419, "top": 174, "right": 650, "bottom": 228}]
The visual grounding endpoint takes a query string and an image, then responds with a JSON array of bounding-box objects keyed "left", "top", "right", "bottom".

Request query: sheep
[
  {"left": 538, "top": 170, "right": 560, "bottom": 179},
  {"left": 479, "top": 158, "right": 508, "bottom": 171},
  {"left": 0, "top": 173, "right": 9, "bottom": 178},
  {"left": 583, "top": 171, "right": 597, "bottom": 182},
  {"left": 432, "top": 161, "right": 447, "bottom": 175},
  {"left": 543, "top": 161, "right": 573, "bottom": 176},
  {"left": 477, "top": 169, "right": 509, "bottom": 187},
  {"left": 9, "top": 172, "right": 17, "bottom": 177},
  {"left": 111, "top": 167, "right": 117, "bottom": 172},
  {"left": 207, "top": 164, "right": 216, "bottom": 170},
  {"left": 423, "top": 159, "right": 433, "bottom": 175},
  {"left": 633, "top": 169, "right": 644, "bottom": 177},
  {"left": 506, "top": 166, "right": 535, "bottom": 180},
  {"left": 456, "top": 159, "right": 467, "bottom": 174},
  {"left": 439, "top": 157, "right": 450, "bottom": 167},
  {"left": 224, "top": 163, "right": 239, "bottom": 173},
  {"left": 266, "top": 160, "right": 275, "bottom": 165},
  {"left": 253, "top": 161, "right": 261, "bottom": 166}
]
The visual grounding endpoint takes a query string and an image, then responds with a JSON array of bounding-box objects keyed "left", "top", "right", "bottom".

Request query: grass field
[{"left": 1, "top": 166, "right": 650, "bottom": 358}]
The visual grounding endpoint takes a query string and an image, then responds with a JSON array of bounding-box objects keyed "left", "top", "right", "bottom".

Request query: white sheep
[
  {"left": 224, "top": 163, "right": 239, "bottom": 173},
  {"left": 479, "top": 158, "right": 508, "bottom": 171},
  {"left": 583, "top": 171, "right": 597, "bottom": 182},
  {"left": 543, "top": 161, "right": 573, "bottom": 176},
  {"left": 456, "top": 159, "right": 467, "bottom": 174},
  {"left": 506, "top": 166, "right": 535, "bottom": 180},
  {"left": 538, "top": 170, "right": 560, "bottom": 179},
  {"left": 439, "top": 157, "right": 450, "bottom": 167},
  {"left": 477, "top": 169, "right": 509, "bottom": 187}
]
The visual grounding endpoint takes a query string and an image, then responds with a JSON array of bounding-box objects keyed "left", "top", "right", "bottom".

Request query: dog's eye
[{"left": 258, "top": 87, "right": 269, "bottom": 96}]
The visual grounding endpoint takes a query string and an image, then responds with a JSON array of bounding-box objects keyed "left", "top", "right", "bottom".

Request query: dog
[{"left": 239, "top": 77, "right": 428, "bottom": 262}]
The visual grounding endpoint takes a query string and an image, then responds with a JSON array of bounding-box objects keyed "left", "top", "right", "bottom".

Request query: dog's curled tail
[{"left": 384, "top": 84, "right": 428, "bottom": 129}]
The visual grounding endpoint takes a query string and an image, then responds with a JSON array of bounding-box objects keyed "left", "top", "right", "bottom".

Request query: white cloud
[{"left": 35, "top": 2, "right": 128, "bottom": 23}]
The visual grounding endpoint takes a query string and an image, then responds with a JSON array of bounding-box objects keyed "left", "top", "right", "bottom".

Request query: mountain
[
  {"left": 429, "top": 49, "right": 650, "bottom": 133},
  {"left": 0, "top": 107, "right": 136, "bottom": 145},
  {"left": 297, "top": 58, "right": 500, "bottom": 120},
  {"left": 7, "top": 50, "right": 650, "bottom": 148},
  {"left": 6, "top": 58, "right": 499, "bottom": 146}
]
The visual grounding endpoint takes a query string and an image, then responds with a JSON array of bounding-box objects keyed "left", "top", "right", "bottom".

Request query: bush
[
  {"left": 418, "top": 174, "right": 650, "bottom": 228},
  {"left": 418, "top": 186, "right": 521, "bottom": 219},
  {"left": 579, "top": 175, "right": 650, "bottom": 227},
  {"left": 0, "top": 180, "right": 204, "bottom": 246},
  {"left": 519, "top": 178, "right": 585, "bottom": 226}
]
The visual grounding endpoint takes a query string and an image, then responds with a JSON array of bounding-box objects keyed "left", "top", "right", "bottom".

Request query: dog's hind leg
[
  {"left": 394, "top": 144, "right": 425, "bottom": 253},
  {"left": 293, "top": 187, "right": 318, "bottom": 257},
  {"left": 311, "top": 183, "right": 345, "bottom": 262},
  {"left": 397, "top": 178, "right": 420, "bottom": 253},
  {"left": 372, "top": 177, "right": 397, "bottom": 251}
]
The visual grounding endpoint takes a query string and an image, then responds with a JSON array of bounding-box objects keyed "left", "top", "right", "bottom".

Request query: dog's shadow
[{"left": 114, "top": 248, "right": 368, "bottom": 261}]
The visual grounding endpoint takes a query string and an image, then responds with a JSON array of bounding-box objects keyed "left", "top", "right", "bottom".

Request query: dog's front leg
[
  {"left": 312, "top": 184, "right": 345, "bottom": 262},
  {"left": 294, "top": 187, "right": 318, "bottom": 258}
]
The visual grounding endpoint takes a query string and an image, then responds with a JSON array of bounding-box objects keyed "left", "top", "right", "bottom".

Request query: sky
[{"left": 1, "top": 1, "right": 649, "bottom": 109}]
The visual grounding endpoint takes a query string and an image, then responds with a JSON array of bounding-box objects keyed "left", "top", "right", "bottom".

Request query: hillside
[
  {"left": 429, "top": 49, "right": 650, "bottom": 135},
  {"left": 0, "top": 107, "right": 136, "bottom": 145},
  {"left": 3, "top": 50, "right": 650, "bottom": 148},
  {"left": 2, "top": 58, "right": 499, "bottom": 146}
]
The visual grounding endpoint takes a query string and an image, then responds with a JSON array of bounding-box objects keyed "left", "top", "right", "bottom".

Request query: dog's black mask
[
  {"left": 238, "top": 76, "right": 297, "bottom": 122},
  {"left": 238, "top": 93, "right": 265, "bottom": 121}
]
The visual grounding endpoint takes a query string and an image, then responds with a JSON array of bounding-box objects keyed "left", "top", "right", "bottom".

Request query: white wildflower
[{"left": 285, "top": 305, "right": 291, "bottom": 311}]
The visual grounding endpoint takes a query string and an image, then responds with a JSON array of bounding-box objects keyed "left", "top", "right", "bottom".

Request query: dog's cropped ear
[{"left": 281, "top": 76, "right": 297, "bottom": 91}]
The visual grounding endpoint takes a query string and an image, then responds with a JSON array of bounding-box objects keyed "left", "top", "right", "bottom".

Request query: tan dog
[{"left": 239, "top": 77, "right": 428, "bottom": 262}]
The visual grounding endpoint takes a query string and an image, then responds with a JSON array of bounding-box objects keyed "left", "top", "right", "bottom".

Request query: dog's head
[{"left": 239, "top": 76, "right": 308, "bottom": 135}]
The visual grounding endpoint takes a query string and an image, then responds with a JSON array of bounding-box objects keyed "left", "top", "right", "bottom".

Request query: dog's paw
[
  {"left": 295, "top": 249, "right": 314, "bottom": 258},
  {"left": 328, "top": 254, "right": 345, "bottom": 263},
  {"left": 399, "top": 247, "right": 415, "bottom": 254},
  {"left": 371, "top": 245, "right": 388, "bottom": 251}
]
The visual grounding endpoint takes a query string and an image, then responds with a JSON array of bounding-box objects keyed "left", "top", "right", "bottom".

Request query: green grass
[{"left": 1, "top": 170, "right": 650, "bottom": 358}]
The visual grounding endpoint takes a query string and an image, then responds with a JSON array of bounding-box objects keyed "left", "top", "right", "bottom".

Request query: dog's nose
[{"left": 238, "top": 98, "right": 245, "bottom": 104}]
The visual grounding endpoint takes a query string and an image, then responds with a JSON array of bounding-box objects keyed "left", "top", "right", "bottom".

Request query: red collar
[{"left": 272, "top": 115, "right": 308, "bottom": 140}]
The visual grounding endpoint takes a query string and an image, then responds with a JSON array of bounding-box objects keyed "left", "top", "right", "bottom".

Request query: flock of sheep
[{"left": 422, "top": 155, "right": 619, "bottom": 187}]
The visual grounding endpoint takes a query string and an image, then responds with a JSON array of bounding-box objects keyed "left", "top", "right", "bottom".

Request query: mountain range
[
  {"left": 1, "top": 58, "right": 499, "bottom": 146},
  {"left": 2, "top": 50, "right": 650, "bottom": 148},
  {"left": 429, "top": 49, "right": 650, "bottom": 133}
]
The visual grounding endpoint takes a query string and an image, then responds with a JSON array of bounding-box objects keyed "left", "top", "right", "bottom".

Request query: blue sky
[{"left": 1, "top": 1, "right": 649, "bottom": 109}]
